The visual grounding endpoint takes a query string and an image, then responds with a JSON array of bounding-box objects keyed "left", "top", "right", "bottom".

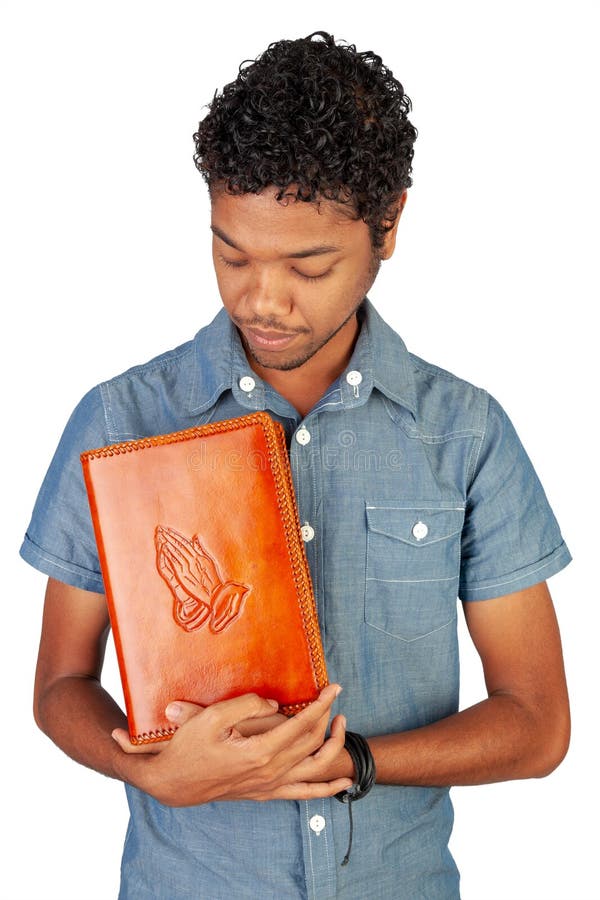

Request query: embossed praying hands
[{"left": 155, "top": 525, "right": 250, "bottom": 633}]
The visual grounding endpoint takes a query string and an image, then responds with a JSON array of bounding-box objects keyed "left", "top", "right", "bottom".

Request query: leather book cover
[{"left": 80, "top": 412, "right": 328, "bottom": 744}]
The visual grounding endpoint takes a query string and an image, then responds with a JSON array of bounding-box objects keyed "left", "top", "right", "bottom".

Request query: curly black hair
[{"left": 192, "top": 31, "right": 417, "bottom": 250}]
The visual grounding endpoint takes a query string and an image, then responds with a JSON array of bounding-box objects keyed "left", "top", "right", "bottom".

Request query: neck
[{"left": 246, "top": 314, "right": 361, "bottom": 419}]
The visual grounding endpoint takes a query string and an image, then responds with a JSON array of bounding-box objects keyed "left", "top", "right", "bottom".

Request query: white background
[{"left": 1, "top": 2, "right": 597, "bottom": 898}]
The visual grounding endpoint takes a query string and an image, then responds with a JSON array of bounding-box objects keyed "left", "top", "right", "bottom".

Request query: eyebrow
[{"left": 210, "top": 225, "right": 342, "bottom": 259}]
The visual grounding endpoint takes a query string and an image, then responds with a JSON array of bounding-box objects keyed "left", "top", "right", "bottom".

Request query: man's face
[{"left": 210, "top": 186, "right": 383, "bottom": 372}]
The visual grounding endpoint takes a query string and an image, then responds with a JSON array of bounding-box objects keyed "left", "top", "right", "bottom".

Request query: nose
[{"left": 244, "top": 267, "right": 293, "bottom": 319}]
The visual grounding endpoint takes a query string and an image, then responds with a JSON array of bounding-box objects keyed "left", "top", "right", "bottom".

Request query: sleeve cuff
[
  {"left": 459, "top": 540, "right": 572, "bottom": 601},
  {"left": 19, "top": 535, "right": 105, "bottom": 593}
]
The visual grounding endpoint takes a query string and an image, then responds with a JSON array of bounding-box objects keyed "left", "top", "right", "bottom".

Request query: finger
[
  {"left": 200, "top": 693, "right": 280, "bottom": 733},
  {"left": 235, "top": 712, "right": 288, "bottom": 737},
  {"left": 165, "top": 700, "right": 206, "bottom": 726},
  {"left": 111, "top": 728, "right": 165, "bottom": 755},
  {"left": 252, "top": 685, "right": 342, "bottom": 767},
  {"left": 263, "top": 684, "right": 342, "bottom": 747},
  {"left": 284, "top": 716, "right": 349, "bottom": 783},
  {"left": 248, "top": 776, "right": 354, "bottom": 802},
  {"left": 311, "top": 713, "right": 347, "bottom": 761},
  {"left": 328, "top": 713, "right": 347, "bottom": 745}
]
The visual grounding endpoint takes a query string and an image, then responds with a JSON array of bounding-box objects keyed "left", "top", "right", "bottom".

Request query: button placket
[
  {"left": 288, "top": 418, "right": 323, "bottom": 627},
  {"left": 300, "top": 799, "right": 337, "bottom": 899},
  {"left": 301, "top": 522, "right": 315, "bottom": 542},
  {"left": 295, "top": 425, "right": 311, "bottom": 446},
  {"left": 309, "top": 814, "right": 326, "bottom": 835}
]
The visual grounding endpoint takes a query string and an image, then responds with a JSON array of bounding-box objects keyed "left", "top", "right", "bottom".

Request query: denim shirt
[{"left": 20, "top": 299, "right": 571, "bottom": 899}]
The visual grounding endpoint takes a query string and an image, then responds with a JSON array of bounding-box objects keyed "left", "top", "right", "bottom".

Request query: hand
[
  {"left": 113, "top": 685, "right": 353, "bottom": 806},
  {"left": 111, "top": 696, "right": 286, "bottom": 752}
]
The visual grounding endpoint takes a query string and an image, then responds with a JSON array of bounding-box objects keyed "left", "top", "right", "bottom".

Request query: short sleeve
[
  {"left": 19, "top": 386, "right": 108, "bottom": 592},
  {"left": 459, "top": 394, "right": 571, "bottom": 601}
]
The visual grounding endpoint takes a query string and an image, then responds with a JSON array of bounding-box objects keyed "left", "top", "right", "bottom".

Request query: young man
[{"left": 21, "top": 31, "right": 571, "bottom": 899}]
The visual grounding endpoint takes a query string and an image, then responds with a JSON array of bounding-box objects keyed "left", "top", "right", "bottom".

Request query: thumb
[
  {"left": 111, "top": 727, "right": 164, "bottom": 755},
  {"left": 165, "top": 700, "right": 206, "bottom": 725}
]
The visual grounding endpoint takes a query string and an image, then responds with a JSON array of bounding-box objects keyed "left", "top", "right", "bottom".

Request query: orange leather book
[{"left": 80, "top": 412, "right": 328, "bottom": 744}]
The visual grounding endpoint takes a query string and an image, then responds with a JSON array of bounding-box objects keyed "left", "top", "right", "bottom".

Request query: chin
[{"left": 249, "top": 350, "right": 313, "bottom": 372}]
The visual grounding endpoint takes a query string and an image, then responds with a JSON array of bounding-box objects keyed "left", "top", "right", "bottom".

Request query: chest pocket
[{"left": 365, "top": 501, "right": 465, "bottom": 641}]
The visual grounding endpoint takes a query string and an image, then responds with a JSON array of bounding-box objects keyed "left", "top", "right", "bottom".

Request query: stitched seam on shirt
[
  {"left": 317, "top": 387, "right": 340, "bottom": 406},
  {"left": 368, "top": 530, "right": 463, "bottom": 546},
  {"left": 22, "top": 537, "right": 103, "bottom": 581},
  {"left": 107, "top": 345, "right": 194, "bottom": 381},
  {"left": 321, "top": 799, "right": 334, "bottom": 897},
  {"left": 366, "top": 505, "right": 465, "bottom": 511},
  {"left": 465, "top": 390, "right": 489, "bottom": 491},
  {"left": 190, "top": 383, "right": 233, "bottom": 414},
  {"left": 380, "top": 396, "right": 483, "bottom": 442},
  {"left": 308, "top": 428, "right": 321, "bottom": 626},
  {"left": 417, "top": 429, "right": 484, "bottom": 443},
  {"left": 98, "top": 382, "right": 116, "bottom": 442},
  {"left": 461, "top": 548, "right": 568, "bottom": 595},
  {"left": 367, "top": 614, "right": 457, "bottom": 641},
  {"left": 367, "top": 575, "right": 459, "bottom": 583},
  {"left": 409, "top": 353, "right": 484, "bottom": 389},
  {"left": 313, "top": 398, "right": 342, "bottom": 412},
  {"left": 372, "top": 377, "right": 415, "bottom": 415},
  {"left": 304, "top": 802, "right": 317, "bottom": 900}
]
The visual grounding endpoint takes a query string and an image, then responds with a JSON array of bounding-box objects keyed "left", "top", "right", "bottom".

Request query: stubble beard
[{"left": 240, "top": 251, "right": 381, "bottom": 372}]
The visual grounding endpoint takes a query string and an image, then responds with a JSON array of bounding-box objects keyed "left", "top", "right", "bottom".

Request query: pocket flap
[{"left": 365, "top": 503, "right": 465, "bottom": 547}]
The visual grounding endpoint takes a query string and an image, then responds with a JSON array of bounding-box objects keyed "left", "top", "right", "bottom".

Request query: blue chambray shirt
[{"left": 20, "top": 298, "right": 571, "bottom": 899}]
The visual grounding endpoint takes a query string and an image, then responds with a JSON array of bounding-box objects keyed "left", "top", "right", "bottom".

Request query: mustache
[{"left": 233, "top": 316, "right": 309, "bottom": 334}]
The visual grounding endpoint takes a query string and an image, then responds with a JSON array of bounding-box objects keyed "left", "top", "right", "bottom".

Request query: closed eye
[
  {"left": 218, "top": 254, "right": 332, "bottom": 282},
  {"left": 218, "top": 255, "right": 247, "bottom": 269},
  {"left": 294, "top": 268, "right": 332, "bottom": 282}
]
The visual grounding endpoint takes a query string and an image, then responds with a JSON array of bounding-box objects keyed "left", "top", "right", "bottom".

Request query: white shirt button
[
  {"left": 309, "top": 814, "right": 326, "bottom": 835},
  {"left": 301, "top": 523, "right": 315, "bottom": 542},
  {"left": 295, "top": 426, "right": 311, "bottom": 446},
  {"left": 239, "top": 376, "right": 256, "bottom": 393},
  {"left": 412, "top": 521, "right": 429, "bottom": 541},
  {"left": 346, "top": 370, "right": 363, "bottom": 387}
]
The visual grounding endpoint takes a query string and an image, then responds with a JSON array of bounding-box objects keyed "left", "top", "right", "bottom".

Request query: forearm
[
  {"left": 34, "top": 679, "right": 353, "bottom": 806},
  {"left": 361, "top": 692, "right": 569, "bottom": 787},
  {"left": 34, "top": 674, "right": 145, "bottom": 784}
]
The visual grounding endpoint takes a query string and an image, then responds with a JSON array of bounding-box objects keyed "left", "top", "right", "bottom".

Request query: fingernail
[
  {"left": 267, "top": 698, "right": 279, "bottom": 709},
  {"left": 165, "top": 702, "right": 182, "bottom": 721},
  {"left": 111, "top": 730, "right": 119, "bottom": 742},
  {"left": 341, "top": 715, "right": 347, "bottom": 728},
  {"left": 335, "top": 685, "right": 343, "bottom": 697}
]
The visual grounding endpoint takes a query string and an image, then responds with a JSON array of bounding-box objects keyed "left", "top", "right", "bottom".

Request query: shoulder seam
[
  {"left": 465, "top": 389, "right": 490, "bottom": 490},
  {"left": 408, "top": 351, "right": 484, "bottom": 391},
  {"left": 99, "top": 342, "right": 194, "bottom": 386}
]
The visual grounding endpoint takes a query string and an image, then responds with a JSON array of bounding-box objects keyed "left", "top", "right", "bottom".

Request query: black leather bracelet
[{"left": 334, "top": 731, "right": 376, "bottom": 865}]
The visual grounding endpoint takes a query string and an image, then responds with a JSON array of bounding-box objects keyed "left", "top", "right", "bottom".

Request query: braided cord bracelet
[{"left": 334, "top": 731, "right": 376, "bottom": 865}]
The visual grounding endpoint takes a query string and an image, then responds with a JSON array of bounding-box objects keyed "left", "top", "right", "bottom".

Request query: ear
[{"left": 379, "top": 190, "right": 408, "bottom": 260}]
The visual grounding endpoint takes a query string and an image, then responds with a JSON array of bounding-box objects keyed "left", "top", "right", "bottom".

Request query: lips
[{"left": 244, "top": 327, "right": 299, "bottom": 349}]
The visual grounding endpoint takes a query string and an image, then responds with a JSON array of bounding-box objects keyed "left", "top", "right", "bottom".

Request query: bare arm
[
  {"left": 120, "top": 581, "right": 570, "bottom": 791},
  {"left": 33, "top": 576, "right": 129, "bottom": 775},
  {"left": 34, "top": 577, "right": 352, "bottom": 805},
  {"left": 290, "top": 580, "right": 570, "bottom": 787}
]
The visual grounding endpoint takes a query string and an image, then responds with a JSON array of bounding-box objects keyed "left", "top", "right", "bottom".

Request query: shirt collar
[{"left": 187, "top": 298, "right": 417, "bottom": 418}]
